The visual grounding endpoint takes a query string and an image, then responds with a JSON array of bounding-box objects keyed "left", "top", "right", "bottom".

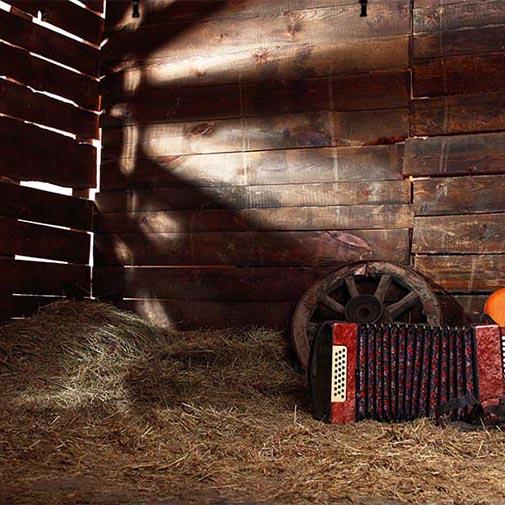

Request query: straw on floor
[{"left": 1, "top": 300, "right": 505, "bottom": 505}]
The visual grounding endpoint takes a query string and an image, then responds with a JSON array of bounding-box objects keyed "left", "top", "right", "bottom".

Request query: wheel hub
[{"left": 344, "top": 294, "right": 383, "bottom": 323}]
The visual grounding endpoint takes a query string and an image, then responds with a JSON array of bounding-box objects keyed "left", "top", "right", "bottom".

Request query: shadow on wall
[{"left": 96, "top": 0, "right": 411, "bottom": 329}]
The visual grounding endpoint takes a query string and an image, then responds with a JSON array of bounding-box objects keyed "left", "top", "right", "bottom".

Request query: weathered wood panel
[
  {"left": 0, "top": 116, "right": 96, "bottom": 189},
  {"left": 96, "top": 204, "right": 413, "bottom": 234},
  {"left": 103, "top": 108, "right": 407, "bottom": 156},
  {"left": 101, "top": 144, "right": 404, "bottom": 190},
  {"left": 103, "top": 34, "right": 409, "bottom": 87},
  {"left": 414, "top": 25, "right": 505, "bottom": 60},
  {"left": 0, "top": 259, "right": 90, "bottom": 297},
  {"left": 415, "top": 254, "right": 505, "bottom": 293},
  {"left": 414, "top": 175, "right": 505, "bottom": 215},
  {"left": 413, "top": 213, "right": 505, "bottom": 254},
  {"left": 96, "top": 180, "right": 410, "bottom": 213},
  {"left": 117, "top": 298, "right": 294, "bottom": 330},
  {"left": 413, "top": 52, "right": 505, "bottom": 97},
  {"left": 414, "top": 0, "right": 505, "bottom": 34},
  {"left": 403, "top": 132, "right": 505, "bottom": 177},
  {"left": 82, "top": 0, "right": 104, "bottom": 14},
  {"left": 94, "top": 266, "right": 331, "bottom": 301},
  {"left": 410, "top": 92, "right": 505, "bottom": 136},
  {"left": 0, "top": 78, "right": 98, "bottom": 139},
  {"left": 0, "top": 41, "right": 99, "bottom": 111},
  {"left": 94, "top": 229, "right": 410, "bottom": 266},
  {"left": 102, "top": 71, "right": 409, "bottom": 119},
  {"left": 0, "top": 218, "right": 90, "bottom": 263},
  {"left": 0, "top": 9, "right": 99, "bottom": 77},
  {"left": 415, "top": 0, "right": 498, "bottom": 7},
  {"left": 6, "top": 0, "right": 104, "bottom": 45},
  {"left": 0, "top": 182, "right": 94, "bottom": 230}
]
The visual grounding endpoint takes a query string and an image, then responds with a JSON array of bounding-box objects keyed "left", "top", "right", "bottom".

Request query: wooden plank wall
[
  {"left": 97, "top": 0, "right": 504, "bottom": 329},
  {"left": 407, "top": 0, "right": 505, "bottom": 321},
  {"left": 0, "top": 1, "right": 103, "bottom": 319},
  {"left": 96, "top": 0, "right": 412, "bottom": 329}
]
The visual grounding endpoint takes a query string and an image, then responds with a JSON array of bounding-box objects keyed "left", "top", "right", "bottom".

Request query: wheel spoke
[
  {"left": 344, "top": 276, "right": 359, "bottom": 298},
  {"left": 387, "top": 291, "right": 419, "bottom": 318},
  {"left": 321, "top": 295, "right": 345, "bottom": 314},
  {"left": 374, "top": 274, "right": 392, "bottom": 303}
]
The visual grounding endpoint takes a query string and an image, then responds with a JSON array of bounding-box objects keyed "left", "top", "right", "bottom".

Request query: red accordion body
[{"left": 309, "top": 323, "right": 505, "bottom": 424}]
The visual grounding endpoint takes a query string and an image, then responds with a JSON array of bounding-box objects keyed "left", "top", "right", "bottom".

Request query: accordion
[{"left": 309, "top": 322, "right": 505, "bottom": 424}]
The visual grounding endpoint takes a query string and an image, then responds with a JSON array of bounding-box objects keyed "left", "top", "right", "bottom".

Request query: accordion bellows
[{"left": 309, "top": 323, "right": 505, "bottom": 424}]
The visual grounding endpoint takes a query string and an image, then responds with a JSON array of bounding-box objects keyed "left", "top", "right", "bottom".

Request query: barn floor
[{"left": 1, "top": 302, "right": 505, "bottom": 505}]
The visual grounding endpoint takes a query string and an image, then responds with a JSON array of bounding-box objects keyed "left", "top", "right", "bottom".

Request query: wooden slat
[
  {"left": 0, "top": 41, "right": 99, "bottom": 111},
  {"left": 413, "top": 52, "right": 505, "bottom": 98},
  {"left": 0, "top": 295, "right": 65, "bottom": 320},
  {"left": 82, "top": 0, "right": 104, "bottom": 14},
  {"left": 93, "top": 266, "right": 331, "bottom": 302},
  {"left": 414, "top": 24, "right": 505, "bottom": 60},
  {"left": 101, "top": 71, "right": 409, "bottom": 119},
  {"left": 410, "top": 92, "right": 505, "bottom": 136},
  {"left": 0, "top": 9, "right": 99, "bottom": 77},
  {"left": 413, "top": 213, "right": 505, "bottom": 254},
  {"left": 102, "top": 2, "right": 409, "bottom": 63},
  {"left": 102, "top": 34, "right": 409, "bottom": 87},
  {"left": 415, "top": 254, "right": 505, "bottom": 293},
  {"left": 95, "top": 180, "right": 410, "bottom": 213},
  {"left": 0, "top": 218, "right": 90, "bottom": 263},
  {"left": 116, "top": 298, "right": 294, "bottom": 330},
  {"left": 103, "top": 108, "right": 408, "bottom": 156},
  {"left": 415, "top": 0, "right": 498, "bottom": 7},
  {"left": 93, "top": 229, "right": 410, "bottom": 266},
  {"left": 414, "top": 175, "right": 505, "bottom": 215},
  {"left": 96, "top": 204, "right": 413, "bottom": 234},
  {"left": 101, "top": 144, "right": 404, "bottom": 190},
  {"left": 0, "top": 116, "right": 96, "bottom": 189},
  {"left": 0, "top": 259, "right": 90, "bottom": 297},
  {"left": 403, "top": 132, "right": 505, "bottom": 177},
  {"left": 0, "top": 182, "right": 94, "bottom": 230},
  {"left": 105, "top": 0, "right": 390, "bottom": 33},
  {"left": 6, "top": 0, "right": 104, "bottom": 45},
  {"left": 0, "top": 78, "right": 98, "bottom": 139},
  {"left": 414, "top": 0, "right": 505, "bottom": 34}
]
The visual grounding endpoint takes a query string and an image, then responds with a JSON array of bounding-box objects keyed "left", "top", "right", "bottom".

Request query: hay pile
[{"left": 1, "top": 301, "right": 505, "bottom": 505}]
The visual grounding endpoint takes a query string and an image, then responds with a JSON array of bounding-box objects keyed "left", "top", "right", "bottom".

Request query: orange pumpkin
[{"left": 484, "top": 288, "right": 505, "bottom": 326}]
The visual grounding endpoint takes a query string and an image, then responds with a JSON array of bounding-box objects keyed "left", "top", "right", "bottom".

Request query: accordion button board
[{"left": 309, "top": 322, "right": 505, "bottom": 424}]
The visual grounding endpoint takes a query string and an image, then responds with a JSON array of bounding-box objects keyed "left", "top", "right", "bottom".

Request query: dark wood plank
[
  {"left": 93, "top": 266, "right": 331, "bottom": 301},
  {"left": 0, "top": 41, "right": 99, "bottom": 111},
  {"left": 441, "top": 294, "right": 488, "bottom": 324},
  {"left": 116, "top": 298, "right": 295, "bottom": 330},
  {"left": 415, "top": 254, "right": 505, "bottom": 293},
  {"left": 6, "top": 0, "right": 104, "bottom": 45},
  {"left": 0, "top": 116, "right": 96, "bottom": 189},
  {"left": 414, "top": 175, "right": 505, "bottom": 215},
  {"left": 414, "top": 0, "right": 505, "bottom": 34},
  {"left": 103, "top": 108, "right": 407, "bottom": 155},
  {"left": 0, "top": 259, "right": 90, "bottom": 297},
  {"left": 0, "top": 9, "right": 99, "bottom": 76},
  {"left": 95, "top": 204, "right": 414, "bottom": 233},
  {"left": 0, "top": 182, "right": 93, "bottom": 230},
  {"left": 403, "top": 131, "right": 505, "bottom": 177},
  {"left": 82, "top": 0, "right": 104, "bottom": 14},
  {"left": 410, "top": 92, "right": 505, "bottom": 136},
  {"left": 0, "top": 218, "right": 90, "bottom": 263},
  {"left": 95, "top": 180, "right": 410, "bottom": 213},
  {"left": 0, "top": 295, "right": 66, "bottom": 320},
  {"left": 414, "top": 24, "right": 505, "bottom": 60},
  {"left": 93, "top": 229, "right": 410, "bottom": 266},
  {"left": 102, "top": 34, "right": 409, "bottom": 87},
  {"left": 100, "top": 144, "right": 404, "bottom": 190},
  {"left": 102, "top": 2, "right": 409, "bottom": 63},
  {"left": 412, "top": 213, "right": 505, "bottom": 254},
  {"left": 415, "top": 0, "right": 497, "bottom": 7},
  {"left": 102, "top": 71, "right": 409, "bottom": 121},
  {"left": 0, "top": 78, "right": 98, "bottom": 139},
  {"left": 413, "top": 52, "right": 505, "bottom": 97}
]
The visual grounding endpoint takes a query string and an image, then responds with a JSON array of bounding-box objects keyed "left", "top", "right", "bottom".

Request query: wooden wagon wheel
[{"left": 291, "top": 261, "right": 442, "bottom": 370}]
